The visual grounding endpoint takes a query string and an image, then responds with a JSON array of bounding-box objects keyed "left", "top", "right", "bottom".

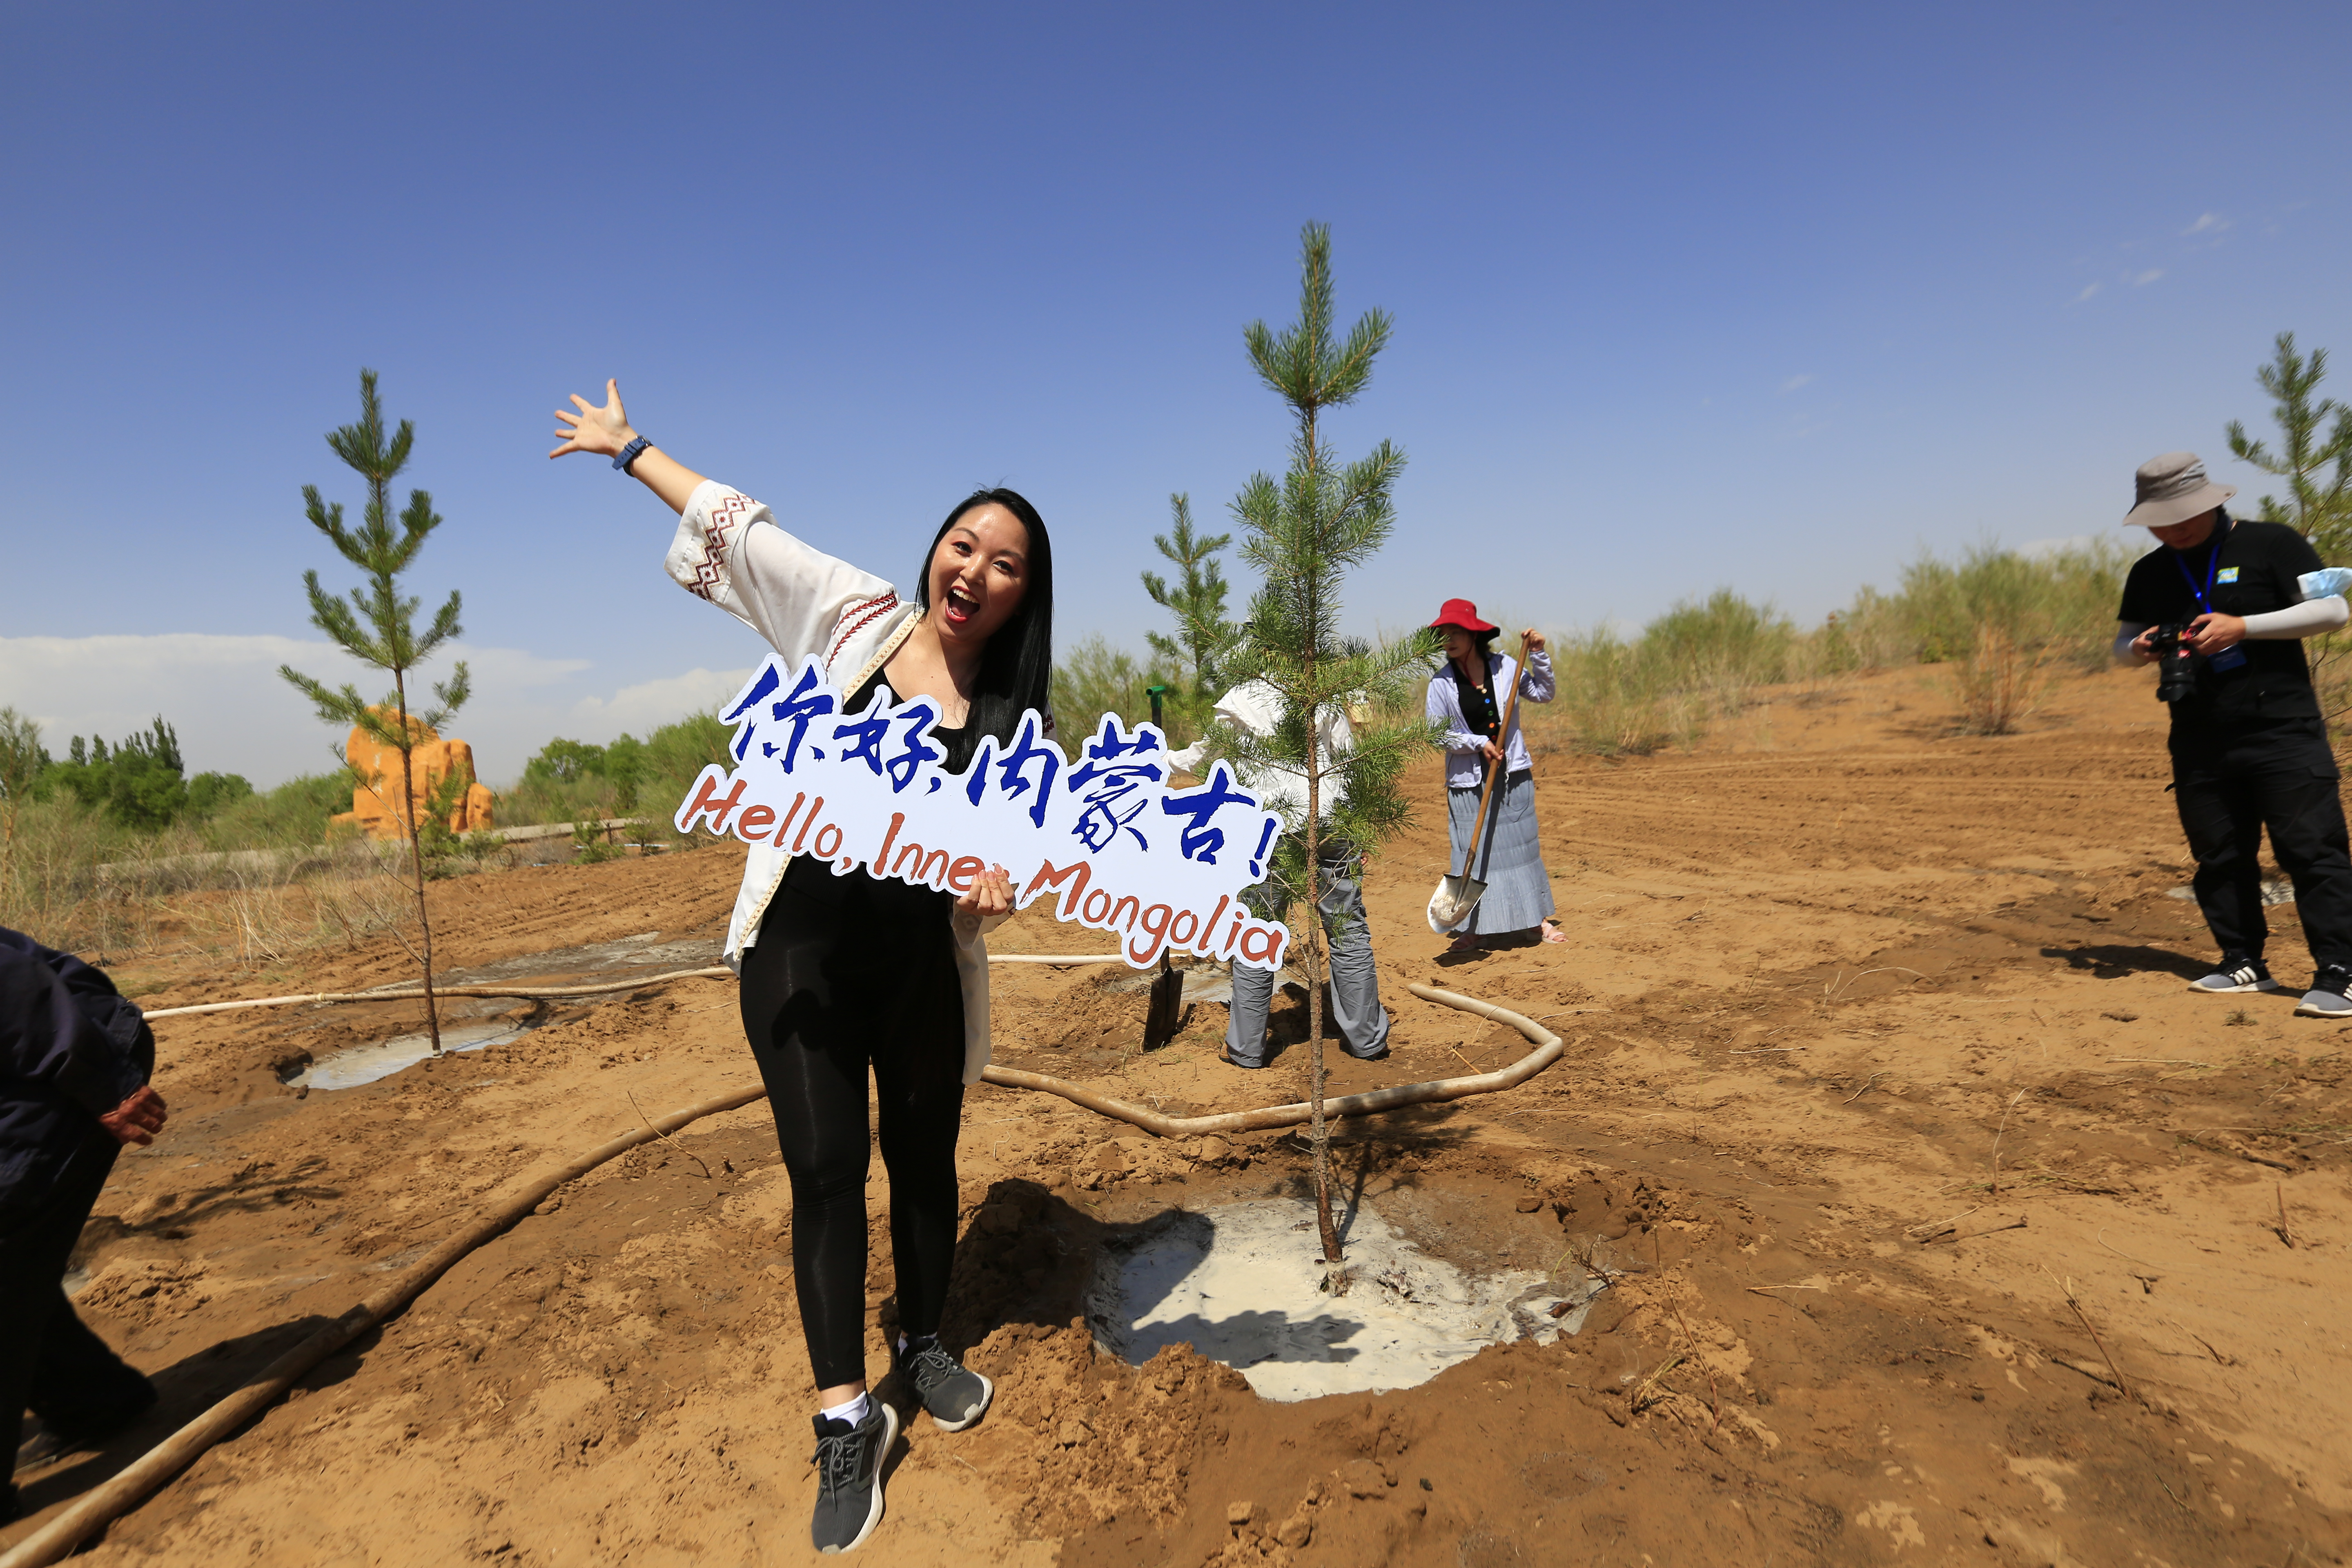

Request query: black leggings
[{"left": 738, "top": 863, "right": 967, "bottom": 1390}]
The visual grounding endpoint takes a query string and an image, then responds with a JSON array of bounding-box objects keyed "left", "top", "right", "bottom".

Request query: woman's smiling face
[{"left": 927, "top": 502, "right": 1031, "bottom": 648}]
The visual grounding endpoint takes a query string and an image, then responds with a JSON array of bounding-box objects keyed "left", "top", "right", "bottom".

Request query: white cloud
[
  {"left": 2182, "top": 212, "right": 2231, "bottom": 235},
  {"left": 564, "top": 667, "right": 755, "bottom": 736},
  {"left": 0, "top": 633, "right": 729, "bottom": 788},
  {"left": 2129, "top": 268, "right": 2165, "bottom": 286},
  {"left": 1779, "top": 374, "right": 1815, "bottom": 394},
  {"left": 2074, "top": 281, "right": 2103, "bottom": 303}
]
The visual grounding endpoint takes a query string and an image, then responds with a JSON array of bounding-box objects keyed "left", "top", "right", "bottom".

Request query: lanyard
[{"left": 2171, "top": 526, "right": 2228, "bottom": 615}]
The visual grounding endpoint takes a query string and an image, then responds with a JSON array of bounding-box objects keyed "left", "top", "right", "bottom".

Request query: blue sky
[{"left": 4, "top": 2, "right": 2348, "bottom": 785}]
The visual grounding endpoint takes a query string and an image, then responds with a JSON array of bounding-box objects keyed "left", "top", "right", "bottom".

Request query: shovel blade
[
  {"left": 1143, "top": 960, "right": 1185, "bottom": 1048},
  {"left": 1426, "top": 873, "right": 1486, "bottom": 934}
]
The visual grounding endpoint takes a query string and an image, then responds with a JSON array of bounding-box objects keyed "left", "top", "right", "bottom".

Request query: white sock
[{"left": 820, "top": 1391, "right": 871, "bottom": 1426}]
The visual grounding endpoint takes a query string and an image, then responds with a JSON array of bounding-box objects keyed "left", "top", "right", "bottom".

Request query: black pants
[
  {"left": 2, "top": 1123, "right": 153, "bottom": 1512},
  {"left": 2173, "top": 718, "right": 2352, "bottom": 974},
  {"left": 738, "top": 863, "right": 967, "bottom": 1391}
]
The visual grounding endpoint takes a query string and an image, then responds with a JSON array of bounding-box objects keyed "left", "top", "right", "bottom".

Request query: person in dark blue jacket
[{"left": 2, "top": 926, "right": 167, "bottom": 1523}]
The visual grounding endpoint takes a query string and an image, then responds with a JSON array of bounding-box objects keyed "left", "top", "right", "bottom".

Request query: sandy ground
[{"left": 8, "top": 662, "right": 2352, "bottom": 1566}]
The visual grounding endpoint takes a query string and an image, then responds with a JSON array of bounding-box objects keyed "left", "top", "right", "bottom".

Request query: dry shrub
[
  {"left": 3, "top": 793, "right": 433, "bottom": 964},
  {"left": 1546, "top": 628, "right": 1693, "bottom": 757},
  {"left": 1051, "top": 634, "right": 1180, "bottom": 739},
  {"left": 1641, "top": 590, "right": 1796, "bottom": 717},
  {"left": 1951, "top": 625, "right": 2051, "bottom": 735},
  {"left": 180, "top": 857, "right": 424, "bottom": 967}
]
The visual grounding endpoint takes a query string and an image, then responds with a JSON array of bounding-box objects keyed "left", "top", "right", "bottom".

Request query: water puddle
[
  {"left": 427, "top": 930, "right": 718, "bottom": 987},
  {"left": 284, "top": 929, "right": 721, "bottom": 1092},
  {"left": 1087, "top": 1198, "right": 1600, "bottom": 1401},
  {"left": 286, "top": 1020, "right": 537, "bottom": 1091}
]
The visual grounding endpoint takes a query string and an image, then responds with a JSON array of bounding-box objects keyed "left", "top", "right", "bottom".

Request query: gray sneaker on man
[
  {"left": 893, "top": 1334, "right": 993, "bottom": 1432},
  {"left": 809, "top": 1400, "right": 898, "bottom": 1554},
  {"left": 2190, "top": 955, "right": 2278, "bottom": 993},
  {"left": 2296, "top": 964, "right": 2352, "bottom": 1018}
]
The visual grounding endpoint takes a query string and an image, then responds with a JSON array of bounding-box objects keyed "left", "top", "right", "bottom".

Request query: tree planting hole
[{"left": 1085, "top": 1196, "right": 1602, "bottom": 1401}]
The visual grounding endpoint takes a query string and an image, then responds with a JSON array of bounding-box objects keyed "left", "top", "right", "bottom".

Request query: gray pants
[{"left": 1226, "top": 862, "right": 1391, "bottom": 1067}]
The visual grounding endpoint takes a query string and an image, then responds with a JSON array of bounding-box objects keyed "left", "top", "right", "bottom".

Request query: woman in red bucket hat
[{"left": 1425, "top": 599, "right": 1564, "bottom": 947}]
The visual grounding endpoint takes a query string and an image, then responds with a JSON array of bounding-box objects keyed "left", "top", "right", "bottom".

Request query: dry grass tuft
[{"left": 1952, "top": 625, "right": 2053, "bottom": 736}]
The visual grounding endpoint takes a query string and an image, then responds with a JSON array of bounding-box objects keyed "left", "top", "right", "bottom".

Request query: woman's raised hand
[
  {"left": 1520, "top": 627, "right": 1548, "bottom": 654},
  {"left": 956, "top": 864, "right": 1015, "bottom": 921},
  {"left": 549, "top": 379, "right": 635, "bottom": 460}
]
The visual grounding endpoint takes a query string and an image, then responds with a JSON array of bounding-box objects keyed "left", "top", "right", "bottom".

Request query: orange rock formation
[{"left": 332, "top": 713, "right": 497, "bottom": 840}]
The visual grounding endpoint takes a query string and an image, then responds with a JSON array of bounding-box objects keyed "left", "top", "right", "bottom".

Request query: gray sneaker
[
  {"left": 894, "top": 1335, "right": 993, "bottom": 1432},
  {"left": 810, "top": 1400, "right": 897, "bottom": 1554},
  {"left": 2191, "top": 956, "right": 2277, "bottom": 993},
  {"left": 2296, "top": 965, "right": 2352, "bottom": 1019}
]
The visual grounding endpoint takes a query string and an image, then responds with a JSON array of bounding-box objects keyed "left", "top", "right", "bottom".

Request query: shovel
[{"left": 1426, "top": 642, "right": 1526, "bottom": 933}]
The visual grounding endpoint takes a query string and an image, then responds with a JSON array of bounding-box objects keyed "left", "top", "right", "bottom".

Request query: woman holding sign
[{"left": 552, "top": 382, "right": 1050, "bottom": 1554}]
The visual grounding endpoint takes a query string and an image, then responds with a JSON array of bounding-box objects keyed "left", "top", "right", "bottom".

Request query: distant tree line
[
  {"left": 3, "top": 714, "right": 256, "bottom": 831},
  {"left": 502, "top": 715, "right": 733, "bottom": 831}
]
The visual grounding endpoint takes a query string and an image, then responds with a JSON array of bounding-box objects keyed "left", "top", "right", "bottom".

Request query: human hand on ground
[
  {"left": 2189, "top": 612, "right": 2247, "bottom": 654},
  {"left": 956, "top": 864, "right": 1013, "bottom": 920},
  {"left": 98, "top": 1085, "right": 167, "bottom": 1147},
  {"left": 549, "top": 379, "right": 635, "bottom": 460}
]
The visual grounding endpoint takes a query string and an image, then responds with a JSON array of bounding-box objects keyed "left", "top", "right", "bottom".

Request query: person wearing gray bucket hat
[
  {"left": 2121, "top": 450, "right": 2238, "bottom": 531},
  {"left": 2114, "top": 451, "right": 2352, "bottom": 1017}
]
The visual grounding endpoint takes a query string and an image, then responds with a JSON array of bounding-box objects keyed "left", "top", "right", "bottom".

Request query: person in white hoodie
[
  {"left": 553, "top": 382, "right": 1046, "bottom": 1555},
  {"left": 1169, "top": 682, "right": 1392, "bottom": 1068}
]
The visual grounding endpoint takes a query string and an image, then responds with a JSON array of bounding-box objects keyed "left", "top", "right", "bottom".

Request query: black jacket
[{"left": 0, "top": 927, "right": 151, "bottom": 1199}]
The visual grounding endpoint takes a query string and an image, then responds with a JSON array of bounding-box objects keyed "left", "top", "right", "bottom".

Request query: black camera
[{"left": 2154, "top": 621, "right": 2197, "bottom": 703}]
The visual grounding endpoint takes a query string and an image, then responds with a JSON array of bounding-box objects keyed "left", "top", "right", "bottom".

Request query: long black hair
[{"left": 914, "top": 487, "right": 1055, "bottom": 762}]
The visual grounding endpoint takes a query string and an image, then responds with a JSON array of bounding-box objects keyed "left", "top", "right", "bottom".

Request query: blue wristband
[{"left": 613, "top": 437, "right": 652, "bottom": 473}]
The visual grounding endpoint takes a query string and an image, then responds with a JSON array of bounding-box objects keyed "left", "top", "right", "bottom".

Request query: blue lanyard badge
[{"left": 2172, "top": 533, "right": 2248, "bottom": 671}]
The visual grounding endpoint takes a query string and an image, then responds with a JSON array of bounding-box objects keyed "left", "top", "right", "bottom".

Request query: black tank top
[{"left": 777, "top": 666, "right": 968, "bottom": 920}]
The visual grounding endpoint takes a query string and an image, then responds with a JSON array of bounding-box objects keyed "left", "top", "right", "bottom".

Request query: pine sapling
[
  {"left": 2227, "top": 331, "right": 2352, "bottom": 560},
  {"left": 280, "top": 370, "right": 471, "bottom": 1054},
  {"left": 1142, "top": 493, "right": 1239, "bottom": 740},
  {"left": 1215, "top": 224, "right": 1439, "bottom": 1282}
]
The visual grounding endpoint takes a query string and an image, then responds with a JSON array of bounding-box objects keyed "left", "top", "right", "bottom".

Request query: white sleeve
[
  {"left": 663, "top": 481, "right": 898, "bottom": 662},
  {"left": 1425, "top": 675, "right": 1479, "bottom": 753},
  {"left": 1517, "top": 648, "right": 1555, "bottom": 703},
  {"left": 2242, "top": 597, "right": 2350, "bottom": 639},
  {"left": 2114, "top": 622, "right": 2150, "bottom": 665},
  {"left": 1321, "top": 702, "right": 1354, "bottom": 762}
]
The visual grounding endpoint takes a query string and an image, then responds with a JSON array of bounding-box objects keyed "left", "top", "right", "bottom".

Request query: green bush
[
  {"left": 499, "top": 711, "right": 735, "bottom": 842},
  {"left": 198, "top": 772, "right": 350, "bottom": 849}
]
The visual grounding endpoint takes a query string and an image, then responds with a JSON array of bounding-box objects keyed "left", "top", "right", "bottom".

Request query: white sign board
[{"left": 676, "top": 656, "right": 1294, "bottom": 970}]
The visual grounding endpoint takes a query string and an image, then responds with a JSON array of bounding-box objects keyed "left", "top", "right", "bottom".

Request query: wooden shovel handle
[{"left": 1460, "top": 640, "right": 1527, "bottom": 876}]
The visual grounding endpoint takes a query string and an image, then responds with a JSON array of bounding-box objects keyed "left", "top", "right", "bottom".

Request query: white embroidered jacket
[{"left": 664, "top": 480, "right": 1009, "bottom": 1084}]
